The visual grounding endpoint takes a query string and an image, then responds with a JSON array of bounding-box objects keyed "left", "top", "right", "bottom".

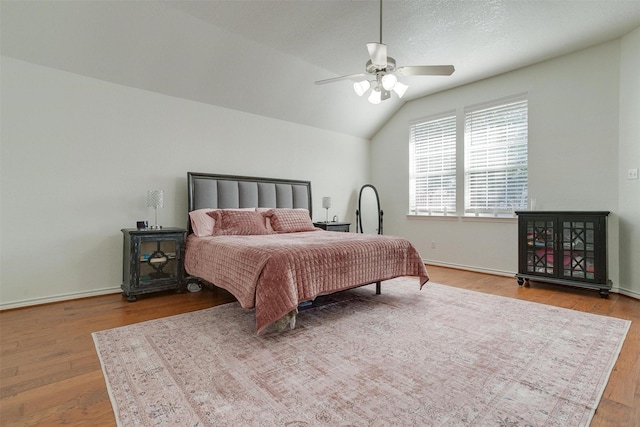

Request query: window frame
[
  {"left": 464, "top": 95, "right": 529, "bottom": 216},
  {"left": 408, "top": 94, "right": 528, "bottom": 219},
  {"left": 409, "top": 111, "right": 457, "bottom": 215}
]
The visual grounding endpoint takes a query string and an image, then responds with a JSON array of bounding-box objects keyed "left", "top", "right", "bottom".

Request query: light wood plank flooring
[{"left": 1, "top": 266, "right": 638, "bottom": 426}]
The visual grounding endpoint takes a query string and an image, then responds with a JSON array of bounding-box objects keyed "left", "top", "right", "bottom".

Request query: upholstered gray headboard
[{"left": 187, "top": 173, "right": 312, "bottom": 230}]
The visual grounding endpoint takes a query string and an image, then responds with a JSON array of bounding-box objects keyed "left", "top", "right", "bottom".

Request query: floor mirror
[{"left": 356, "top": 184, "right": 383, "bottom": 234}]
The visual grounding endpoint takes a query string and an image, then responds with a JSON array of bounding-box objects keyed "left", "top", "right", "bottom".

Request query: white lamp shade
[
  {"left": 322, "top": 197, "right": 332, "bottom": 209},
  {"left": 353, "top": 80, "right": 371, "bottom": 96},
  {"left": 147, "top": 190, "right": 164, "bottom": 208},
  {"left": 368, "top": 89, "right": 382, "bottom": 104},
  {"left": 381, "top": 73, "right": 398, "bottom": 90},
  {"left": 393, "top": 81, "right": 408, "bottom": 98}
]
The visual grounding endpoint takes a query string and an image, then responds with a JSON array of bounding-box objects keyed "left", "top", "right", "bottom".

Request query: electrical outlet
[
  {"left": 628, "top": 168, "right": 639, "bottom": 180},
  {"left": 431, "top": 241, "right": 436, "bottom": 249}
]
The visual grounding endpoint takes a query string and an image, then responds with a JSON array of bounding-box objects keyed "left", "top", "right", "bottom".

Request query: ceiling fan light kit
[
  {"left": 392, "top": 81, "right": 408, "bottom": 98},
  {"left": 381, "top": 73, "right": 397, "bottom": 90},
  {"left": 353, "top": 80, "right": 371, "bottom": 96},
  {"left": 315, "top": 0, "right": 455, "bottom": 104},
  {"left": 368, "top": 89, "right": 381, "bottom": 105}
]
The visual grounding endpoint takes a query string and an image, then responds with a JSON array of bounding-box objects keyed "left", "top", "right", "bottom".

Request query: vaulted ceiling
[{"left": 3, "top": 0, "right": 640, "bottom": 139}]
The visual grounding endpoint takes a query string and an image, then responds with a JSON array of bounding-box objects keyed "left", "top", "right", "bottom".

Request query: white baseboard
[
  {"left": 425, "top": 259, "right": 640, "bottom": 300},
  {"left": 614, "top": 287, "right": 640, "bottom": 299},
  {"left": 0, "top": 287, "right": 122, "bottom": 311},
  {"left": 2, "top": 263, "right": 638, "bottom": 311},
  {"left": 424, "top": 259, "right": 516, "bottom": 278}
]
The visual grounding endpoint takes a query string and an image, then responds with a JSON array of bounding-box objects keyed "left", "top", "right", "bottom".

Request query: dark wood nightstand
[
  {"left": 121, "top": 227, "right": 186, "bottom": 301},
  {"left": 313, "top": 222, "right": 351, "bottom": 232}
]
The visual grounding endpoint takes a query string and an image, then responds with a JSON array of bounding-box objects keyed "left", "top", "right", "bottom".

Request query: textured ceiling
[{"left": 2, "top": 0, "right": 640, "bottom": 139}]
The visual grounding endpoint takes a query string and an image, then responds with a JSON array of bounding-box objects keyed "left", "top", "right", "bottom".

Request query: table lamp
[
  {"left": 322, "top": 197, "right": 331, "bottom": 223},
  {"left": 147, "top": 190, "right": 164, "bottom": 229}
]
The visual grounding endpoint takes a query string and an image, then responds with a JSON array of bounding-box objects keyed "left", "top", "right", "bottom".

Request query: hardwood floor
[{"left": 1, "top": 266, "right": 638, "bottom": 426}]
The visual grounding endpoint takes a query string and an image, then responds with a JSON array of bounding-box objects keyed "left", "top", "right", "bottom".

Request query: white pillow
[{"left": 189, "top": 209, "right": 216, "bottom": 237}]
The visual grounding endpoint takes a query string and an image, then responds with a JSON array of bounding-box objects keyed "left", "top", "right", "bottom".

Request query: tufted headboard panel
[{"left": 187, "top": 172, "right": 312, "bottom": 227}]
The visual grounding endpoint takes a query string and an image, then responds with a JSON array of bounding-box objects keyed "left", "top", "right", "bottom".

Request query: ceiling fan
[{"left": 315, "top": 0, "right": 455, "bottom": 104}]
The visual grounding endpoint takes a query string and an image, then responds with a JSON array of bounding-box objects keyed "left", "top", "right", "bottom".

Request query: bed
[{"left": 184, "top": 172, "right": 429, "bottom": 333}]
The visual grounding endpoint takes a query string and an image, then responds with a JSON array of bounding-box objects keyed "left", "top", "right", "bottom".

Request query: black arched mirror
[{"left": 356, "top": 184, "right": 383, "bottom": 234}]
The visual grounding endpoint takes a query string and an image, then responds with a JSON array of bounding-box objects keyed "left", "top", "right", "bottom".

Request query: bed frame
[
  {"left": 187, "top": 172, "right": 312, "bottom": 234},
  {"left": 186, "top": 172, "right": 382, "bottom": 296}
]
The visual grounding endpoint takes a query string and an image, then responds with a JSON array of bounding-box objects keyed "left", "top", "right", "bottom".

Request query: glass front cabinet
[
  {"left": 121, "top": 228, "right": 186, "bottom": 301},
  {"left": 515, "top": 211, "right": 611, "bottom": 297}
]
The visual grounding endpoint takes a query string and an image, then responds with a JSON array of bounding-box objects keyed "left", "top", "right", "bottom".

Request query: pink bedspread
[{"left": 185, "top": 231, "right": 428, "bottom": 333}]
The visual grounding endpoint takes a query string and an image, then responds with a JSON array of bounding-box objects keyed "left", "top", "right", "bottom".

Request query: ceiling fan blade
[
  {"left": 396, "top": 65, "right": 455, "bottom": 76},
  {"left": 366, "top": 42, "right": 387, "bottom": 68},
  {"left": 314, "top": 73, "right": 367, "bottom": 85}
]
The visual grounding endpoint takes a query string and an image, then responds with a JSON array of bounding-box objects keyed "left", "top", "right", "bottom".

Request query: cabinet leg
[
  {"left": 127, "top": 294, "right": 137, "bottom": 302},
  {"left": 599, "top": 289, "right": 609, "bottom": 299},
  {"left": 517, "top": 277, "right": 524, "bottom": 286}
]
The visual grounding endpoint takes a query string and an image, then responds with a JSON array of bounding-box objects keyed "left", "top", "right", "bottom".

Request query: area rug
[{"left": 92, "top": 278, "right": 630, "bottom": 426}]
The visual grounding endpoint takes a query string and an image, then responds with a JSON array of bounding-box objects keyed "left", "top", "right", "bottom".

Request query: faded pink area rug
[{"left": 92, "top": 278, "right": 630, "bottom": 426}]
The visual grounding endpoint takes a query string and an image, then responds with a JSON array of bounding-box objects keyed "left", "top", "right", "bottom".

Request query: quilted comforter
[{"left": 185, "top": 230, "right": 428, "bottom": 333}]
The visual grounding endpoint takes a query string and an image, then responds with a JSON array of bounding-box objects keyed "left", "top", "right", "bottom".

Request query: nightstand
[
  {"left": 121, "top": 227, "right": 186, "bottom": 301},
  {"left": 313, "top": 222, "right": 351, "bottom": 232}
]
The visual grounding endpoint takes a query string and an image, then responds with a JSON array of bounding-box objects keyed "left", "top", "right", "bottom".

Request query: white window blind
[
  {"left": 409, "top": 114, "right": 456, "bottom": 214},
  {"left": 464, "top": 97, "right": 528, "bottom": 215}
]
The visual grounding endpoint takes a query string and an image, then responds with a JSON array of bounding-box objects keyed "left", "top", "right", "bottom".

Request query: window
[
  {"left": 409, "top": 113, "right": 456, "bottom": 214},
  {"left": 464, "top": 97, "right": 528, "bottom": 215},
  {"left": 409, "top": 95, "right": 528, "bottom": 217}
]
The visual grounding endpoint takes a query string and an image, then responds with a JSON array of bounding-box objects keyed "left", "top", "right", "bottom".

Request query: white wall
[
  {"left": 0, "top": 57, "right": 370, "bottom": 308},
  {"left": 371, "top": 39, "right": 640, "bottom": 297},
  {"left": 2, "top": 33, "right": 638, "bottom": 308},
  {"left": 618, "top": 27, "right": 640, "bottom": 296}
]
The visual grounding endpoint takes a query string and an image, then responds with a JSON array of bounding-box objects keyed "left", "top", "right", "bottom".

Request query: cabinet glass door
[
  {"left": 525, "top": 219, "right": 555, "bottom": 276},
  {"left": 139, "top": 239, "right": 178, "bottom": 283},
  {"left": 560, "top": 220, "right": 596, "bottom": 281}
]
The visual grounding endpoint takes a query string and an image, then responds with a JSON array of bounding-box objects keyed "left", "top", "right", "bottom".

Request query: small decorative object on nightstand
[
  {"left": 314, "top": 221, "right": 351, "bottom": 232},
  {"left": 121, "top": 227, "right": 186, "bottom": 301}
]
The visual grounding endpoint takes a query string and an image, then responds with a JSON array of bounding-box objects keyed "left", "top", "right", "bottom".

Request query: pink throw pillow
[
  {"left": 263, "top": 208, "right": 316, "bottom": 233},
  {"left": 207, "top": 209, "right": 271, "bottom": 236},
  {"left": 256, "top": 207, "right": 275, "bottom": 232},
  {"left": 189, "top": 208, "right": 255, "bottom": 237}
]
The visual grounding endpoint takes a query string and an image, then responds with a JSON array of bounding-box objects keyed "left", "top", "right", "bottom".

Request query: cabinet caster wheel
[
  {"left": 187, "top": 282, "right": 202, "bottom": 292},
  {"left": 517, "top": 277, "right": 524, "bottom": 286}
]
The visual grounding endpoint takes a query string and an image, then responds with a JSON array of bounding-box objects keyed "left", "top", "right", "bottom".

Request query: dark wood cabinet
[
  {"left": 314, "top": 222, "right": 351, "bottom": 232},
  {"left": 515, "top": 211, "right": 610, "bottom": 297},
  {"left": 121, "top": 227, "right": 186, "bottom": 301}
]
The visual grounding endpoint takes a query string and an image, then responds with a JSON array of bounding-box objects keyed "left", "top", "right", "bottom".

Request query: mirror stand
[{"left": 356, "top": 184, "right": 383, "bottom": 235}]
